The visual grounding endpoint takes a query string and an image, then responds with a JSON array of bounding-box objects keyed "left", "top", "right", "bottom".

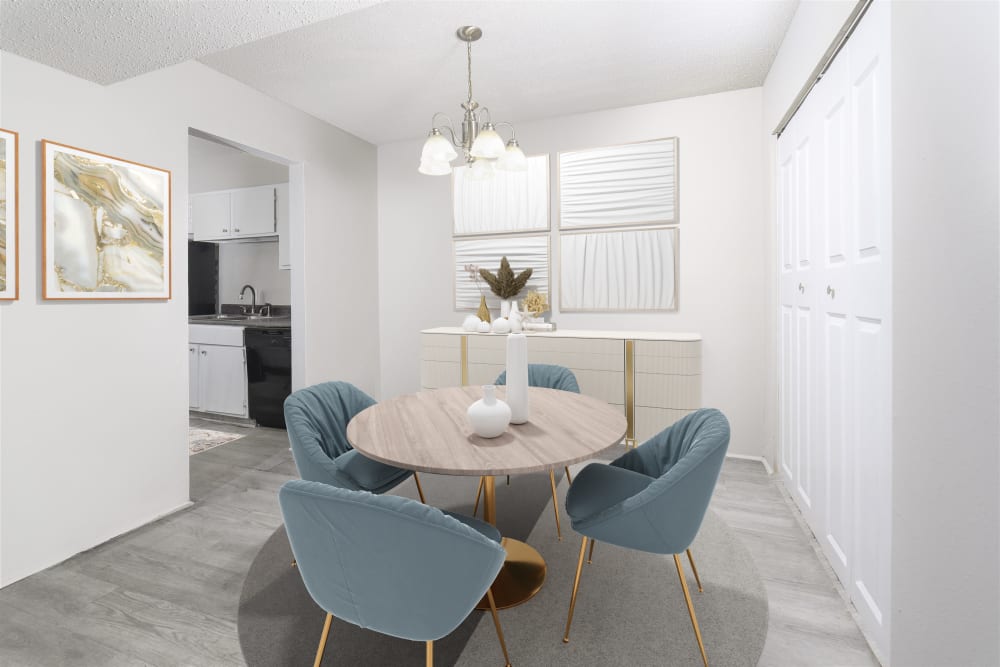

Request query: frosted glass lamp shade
[
  {"left": 420, "top": 131, "right": 458, "bottom": 162},
  {"left": 467, "top": 158, "right": 495, "bottom": 181},
  {"left": 418, "top": 159, "right": 453, "bottom": 176},
  {"left": 470, "top": 126, "right": 505, "bottom": 159},
  {"left": 497, "top": 141, "right": 527, "bottom": 171}
]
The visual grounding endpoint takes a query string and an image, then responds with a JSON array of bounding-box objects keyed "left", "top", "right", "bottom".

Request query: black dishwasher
[{"left": 245, "top": 328, "right": 292, "bottom": 428}]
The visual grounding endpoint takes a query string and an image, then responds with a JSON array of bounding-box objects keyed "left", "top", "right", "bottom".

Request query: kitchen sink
[{"left": 190, "top": 314, "right": 249, "bottom": 321}]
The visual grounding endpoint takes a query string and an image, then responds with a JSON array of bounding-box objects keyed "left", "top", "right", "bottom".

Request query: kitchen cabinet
[
  {"left": 191, "top": 185, "right": 276, "bottom": 241},
  {"left": 276, "top": 183, "right": 290, "bottom": 269},
  {"left": 189, "top": 325, "right": 248, "bottom": 417}
]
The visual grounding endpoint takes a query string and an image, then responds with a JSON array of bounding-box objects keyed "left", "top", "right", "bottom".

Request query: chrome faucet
[{"left": 239, "top": 284, "right": 257, "bottom": 314}]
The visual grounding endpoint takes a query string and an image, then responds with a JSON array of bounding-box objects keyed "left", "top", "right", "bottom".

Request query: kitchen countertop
[{"left": 189, "top": 315, "right": 291, "bottom": 329}]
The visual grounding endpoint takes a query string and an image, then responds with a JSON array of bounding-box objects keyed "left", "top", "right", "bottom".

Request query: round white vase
[{"left": 466, "top": 385, "right": 511, "bottom": 438}]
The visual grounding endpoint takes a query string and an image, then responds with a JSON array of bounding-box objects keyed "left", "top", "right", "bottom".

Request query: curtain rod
[{"left": 772, "top": 0, "right": 875, "bottom": 137}]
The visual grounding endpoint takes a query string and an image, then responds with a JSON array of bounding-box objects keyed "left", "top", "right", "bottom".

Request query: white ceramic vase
[
  {"left": 506, "top": 333, "right": 529, "bottom": 424},
  {"left": 467, "top": 385, "right": 511, "bottom": 438},
  {"left": 500, "top": 299, "right": 512, "bottom": 319}
]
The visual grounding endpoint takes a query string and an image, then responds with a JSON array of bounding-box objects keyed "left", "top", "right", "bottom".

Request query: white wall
[
  {"left": 378, "top": 88, "right": 767, "bottom": 458},
  {"left": 0, "top": 52, "right": 379, "bottom": 585},
  {"left": 889, "top": 2, "right": 999, "bottom": 664},
  {"left": 218, "top": 242, "right": 289, "bottom": 305},
  {"left": 760, "top": 0, "right": 858, "bottom": 467}
]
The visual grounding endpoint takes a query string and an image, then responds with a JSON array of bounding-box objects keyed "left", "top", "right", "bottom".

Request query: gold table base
[
  {"left": 476, "top": 537, "right": 546, "bottom": 610},
  {"left": 475, "top": 475, "right": 547, "bottom": 610}
]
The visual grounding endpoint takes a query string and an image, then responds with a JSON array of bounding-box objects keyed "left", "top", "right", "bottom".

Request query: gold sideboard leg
[{"left": 625, "top": 339, "right": 635, "bottom": 449}]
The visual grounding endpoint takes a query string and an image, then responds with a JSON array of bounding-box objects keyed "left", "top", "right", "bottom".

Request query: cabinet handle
[
  {"left": 826, "top": 285, "right": 836, "bottom": 299},
  {"left": 189, "top": 347, "right": 195, "bottom": 353},
  {"left": 798, "top": 282, "right": 804, "bottom": 293},
  {"left": 222, "top": 228, "right": 228, "bottom": 233},
  {"left": 234, "top": 228, "right": 240, "bottom": 233},
  {"left": 201, "top": 350, "right": 207, "bottom": 356}
]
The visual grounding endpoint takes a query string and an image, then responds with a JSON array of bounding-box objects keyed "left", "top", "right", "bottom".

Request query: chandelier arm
[
  {"left": 430, "top": 112, "right": 460, "bottom": 146},
  {"left": 494, "top": 121, "right": 516, "bottom": 141}
]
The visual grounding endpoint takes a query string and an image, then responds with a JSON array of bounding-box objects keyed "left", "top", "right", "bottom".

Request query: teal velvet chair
[
  {"left": 561, "top": 408, "right": 730, "bottom": 667},
  {"left": 279, "top": 480, "right": 513, "bottom": 667},
  {"left": 475, "top": 364, "right": 580, "bottom": 540},
  {"left": 284, "top": 381, "right": 426, "bottom": 502}
]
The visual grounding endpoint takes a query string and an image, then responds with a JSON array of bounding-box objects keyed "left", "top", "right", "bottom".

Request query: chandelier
[{"left": 419, "top": 26, "right": 526, "bottom": 178}]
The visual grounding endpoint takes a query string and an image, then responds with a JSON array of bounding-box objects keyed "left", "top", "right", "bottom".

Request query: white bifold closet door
[{"left": 777, "top": 1, "right": 891, "bottom": 656}]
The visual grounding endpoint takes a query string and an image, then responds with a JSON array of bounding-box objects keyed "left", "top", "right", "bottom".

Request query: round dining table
[{"left": 346, "top": 385, "right": 628, "bottom": 609}]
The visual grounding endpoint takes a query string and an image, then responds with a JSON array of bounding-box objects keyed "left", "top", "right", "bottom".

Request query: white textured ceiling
[
  {"left": 0, "top": 0, "right": 797, "bottom": 145},
  {"left": 200, "top": 0, "right": 798, "bottom": 144},
  {"left": 0, "top": 0, "right": 379, "bottom": 84}
]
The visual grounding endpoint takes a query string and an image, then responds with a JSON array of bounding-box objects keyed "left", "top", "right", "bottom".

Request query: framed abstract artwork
[
  {"left": 559, "top": 137, "right": 678, "bottom": 229},
  {"left": 0, "top": 128, "right": 19, "bottom": 300},
  {"left": 454, "top": 235, "right": 549, "bottom": 310},
  {"left": 559, "top": 226, "right": 678, "bottom": 312},
  {"left": 453, "top": 155, "right": 549, "bottom": 235},
  {"left": 43, "top": 140, "right": 171, "bottom": 299}
]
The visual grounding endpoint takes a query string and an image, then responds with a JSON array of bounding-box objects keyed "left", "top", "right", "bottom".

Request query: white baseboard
[{"left": 725, "top": 453, "right": 774, "bottom": 475}]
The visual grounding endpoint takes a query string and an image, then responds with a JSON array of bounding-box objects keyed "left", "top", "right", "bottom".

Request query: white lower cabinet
[{"left": 189, "top": 325, "right": 248, "bottom": 418}]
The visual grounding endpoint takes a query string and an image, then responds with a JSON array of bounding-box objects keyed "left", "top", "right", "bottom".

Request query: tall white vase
[{"left": 506, "top": 333, "right": 529, "bottom": 424}]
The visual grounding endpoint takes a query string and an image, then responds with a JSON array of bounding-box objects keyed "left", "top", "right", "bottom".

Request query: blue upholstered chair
[
  {"left": 475, "top": 364, "right": 580, "bottom": 540},
  {"left": 284, "top": 381, "right": 426, "bottom": 502},
  {"left": 279, "top": 480, "right": 513, "bottom": 667},
  {"left": 562, "top": 408, "right": 730, "bottom": 667}
]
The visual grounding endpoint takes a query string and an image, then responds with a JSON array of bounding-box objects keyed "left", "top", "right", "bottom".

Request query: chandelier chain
[{"left": 467, "top": 39, "right": 473, "bottom": 104}]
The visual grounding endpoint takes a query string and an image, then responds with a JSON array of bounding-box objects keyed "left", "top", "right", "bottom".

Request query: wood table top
[{"left": 346, "top": 386, "right": 628, "bottom": 476}]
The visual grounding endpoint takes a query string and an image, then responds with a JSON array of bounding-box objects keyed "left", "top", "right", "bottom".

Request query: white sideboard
[{"left": 420, "top": 327, "right": 702, "bottom": 445}]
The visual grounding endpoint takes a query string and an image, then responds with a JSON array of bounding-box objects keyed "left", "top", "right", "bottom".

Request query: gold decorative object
[
  {"left": 522, "top": 290, "right": 548, "bottom": 317},
  {"left": 477, "top": 294, "right": 491, "bottom": 322},
  {"left": 479, "top": 256, "right": 532, "bottom": 299}
]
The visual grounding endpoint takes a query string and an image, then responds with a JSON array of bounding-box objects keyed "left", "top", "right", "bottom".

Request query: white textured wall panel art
[
  {"left": 559, "top": 138, "right": 677, "bottom": 228},
  {"left": 454, "top": 235, "right": 549, "bottom": 310},
  {"left": 453, "top": 155, "right": 549, "bottom": 235},
  {"left": 560, "top": 227, "right": 677, "bottom": 311}
]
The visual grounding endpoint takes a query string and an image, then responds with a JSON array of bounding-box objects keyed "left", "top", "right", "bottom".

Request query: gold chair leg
[
  {"left": 291, "top": 559, "right": 297, "bottom": 567},
  {"left": 313, "top": 613, "right": 333, "bottom": 667},
  {"left": 687, "top": 548, "right": 703, "bottom": 593},
  {"left": 587, "top": 539, "right": 596, "bottom": 564},
  {"left": 425, "top": 640, "right": 433, "bottom": 667},
  {"left": 485, "top": 587, "right": 513, "bottom": 667},
  {"left": 548, "top": 469, "right": 562, "bottom": 540},
  {"left": 413, "top": 472, "right": 427, "bottom": 504},
  {"left": 674, "top": 554, "right": 709, "bottom": 667},
  {"left": 563, "top": 536, "right": 589, "bottom": 643},
  {"left": 472, "top": 476, "right": 484, "bottom": 517},
  {"left": 564, "top": 466, "right": 572, "bottom": 484},
  {"left": 506, "top": 475, "right": 510, "bottom": 485}
]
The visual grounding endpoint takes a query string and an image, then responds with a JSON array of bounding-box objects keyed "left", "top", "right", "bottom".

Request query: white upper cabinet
[
  {"left": 192, "top": 185, "right": 276, "bottom": 241},
  {"left": 276, "top": 183, "right": 290, "bottom": 270}
]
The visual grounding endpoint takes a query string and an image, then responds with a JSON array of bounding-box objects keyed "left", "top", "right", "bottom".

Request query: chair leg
[
  {"left": 485, "top": 586, "right": 513, "bottom": 667},
  {"left": 413, "top": 472, "right": 427, "bottom": 504},
  {"left": 425, "top": 640, "right": 433, "bottom": 667},
  {"left": 587, "top": 539, "right": 596, "bottom": 564},
  {"left": 563, "top": 536, "right": 589, "bottom": 643},
  {"left": 674, "top": 554, "right": 709, "bottom": 667},
  {"left": 313, "top": 612, "right": 333, "bottom": 667},
  {"left": 548, "top": 469, "right": 562, "bottom": 540},
  {"left": 686, "top": 548, "right": 703, "bottom": 593},
  {"left": 564, "top": 466, "right": 573, "bottom": 484},
  {"left": 472, "top": 476, "right": 484, "bottom": 517}
]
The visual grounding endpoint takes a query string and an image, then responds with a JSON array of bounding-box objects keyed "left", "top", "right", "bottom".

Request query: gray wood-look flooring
[{"left": 0, "top": 419, "right": 879, "bottom": 666}]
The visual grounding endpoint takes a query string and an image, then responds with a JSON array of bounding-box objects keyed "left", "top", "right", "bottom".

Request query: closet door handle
[
  {"left": 798, "top": 282, "right": 804, "bottom": 293},
  {"left": 826, "top": 285, "right": 836, "bottom": 299}
]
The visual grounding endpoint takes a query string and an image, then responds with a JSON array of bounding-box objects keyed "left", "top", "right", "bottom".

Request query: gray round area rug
[{"left": 238, "top": 471, "right": 768, "bottom": 666}]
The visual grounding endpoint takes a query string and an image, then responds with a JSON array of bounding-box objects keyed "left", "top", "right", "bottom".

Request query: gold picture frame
[{"left": 0, "top": 127, "right": 19, "bottom": 300}]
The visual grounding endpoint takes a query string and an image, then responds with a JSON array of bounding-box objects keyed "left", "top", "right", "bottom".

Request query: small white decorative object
[
  {"left": 462, "top": 314, "right": 481, "bottom": 332},
  {"left": 509, "top": 306, "right": 523, "bottom": 333},
  {"left": 467, "top": 385, "right": 511, "bottom": 438},
  {"left": 500, "top": 299, "right": 512, "bottom": 318},
  {"left": 491, "top": 317, "right": 511, "bottom": 334},
  {"left": 506, "top": 333, "right": 529, "bottom": 423},
  {"left": 476, "top": 320, "right": 491, "bottom": 333}
]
